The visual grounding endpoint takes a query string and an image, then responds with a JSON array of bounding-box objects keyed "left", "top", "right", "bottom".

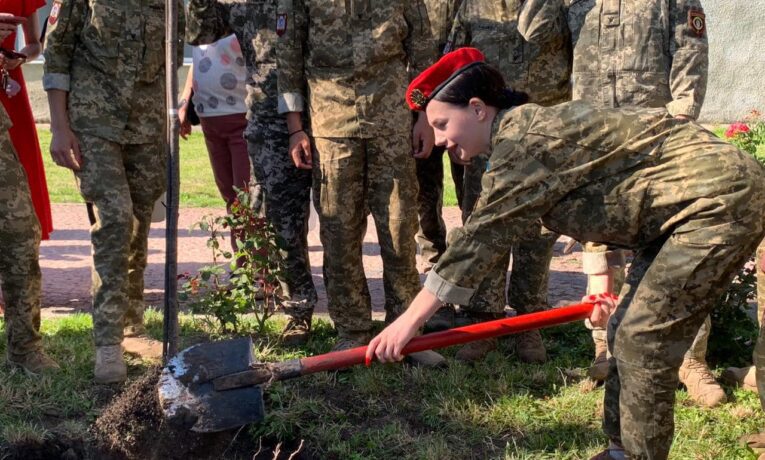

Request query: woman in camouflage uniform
[{"left": 367, "top": 48, "right": 765, "bottom": 460}]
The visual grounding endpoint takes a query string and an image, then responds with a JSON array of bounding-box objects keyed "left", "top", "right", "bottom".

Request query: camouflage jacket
[
  {"left": 567, "top": 0, "right": 708, "bottom": 119},
  {"left": 423, "top": 0, "right": 462, "bottom": 52},
  {"left": 275, "top": 0, "right": 436, "bottom": 138},
  {"left": 424, "top": 101, "right": 755, "bottom": 304},
  {"left": 43, "top": 0, "right": 184, "bottom": 144},
  {"left": 186, "top": 0, "right": 290, "bottom": 137},
  {"left": 447, "top": 0, "right": 571, "bottom": 106}
]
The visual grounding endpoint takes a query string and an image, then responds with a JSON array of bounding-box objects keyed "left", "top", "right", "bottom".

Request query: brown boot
[
  {"left": 95, "top": 345, "right": 127, "bottom": 384},
  {"left": 740, "top": 432, "right": 765, "bottom": 456},
  {"left": 588, "top": 335, "right": 610, "bottom": 381},
  {"left": 7, "top": 350, "right": 60, "bottom": 375},
  {"left": 405, "top": 350, "right": 448, "bottom": 368},
  {"left": 721, "top": 365, "right": 757, "bottom": 392},
  {"left": 455, "top": 338, "right": 498, "bottom": 362},
  {"left": 122, "top": 336, "right": 163, "bottom": 361},
  {"left": 515, "top": 330, "right": 546, "bottom": 364},
  {"left": 678, "top": 357, "right": 727, "bottom": 407},
  {"left": 281, "top": 316, "right": 312, "bottom": 347}
]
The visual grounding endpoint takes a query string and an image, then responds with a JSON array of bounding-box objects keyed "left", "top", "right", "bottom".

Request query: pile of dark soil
[{"left": 92, "top": 367, "right": 260, "bottom": 460}]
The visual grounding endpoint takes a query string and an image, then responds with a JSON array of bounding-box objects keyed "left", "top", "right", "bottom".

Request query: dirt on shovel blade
[{"left": 92, "top": 367, "right": 260, "bottom": 460}]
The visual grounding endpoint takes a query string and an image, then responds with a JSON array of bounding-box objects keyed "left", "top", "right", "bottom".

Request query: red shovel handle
[{"left": 299, "top": 302, "right": 594, "bottom": 375}]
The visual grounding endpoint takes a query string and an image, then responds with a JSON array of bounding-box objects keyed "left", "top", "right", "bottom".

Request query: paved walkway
[{"left": 35, "top": 204, "right": 588, "bottom": 317}]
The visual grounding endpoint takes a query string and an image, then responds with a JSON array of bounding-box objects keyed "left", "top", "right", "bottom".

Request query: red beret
[{"left": 406, "top": 47, "right": 486, "bottom": 111}]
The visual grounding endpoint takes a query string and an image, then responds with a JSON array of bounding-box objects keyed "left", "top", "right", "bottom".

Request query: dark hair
[{"left": 431, "top": 63, "right": 529, "bottom": 110}]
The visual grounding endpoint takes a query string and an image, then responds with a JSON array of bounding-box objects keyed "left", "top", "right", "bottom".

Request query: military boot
[
  {"left": 740, "top": 432, "right": 765, "bottom": 457},
  {"left": 515, "top": 330, "right": 546, "bottom": 364},
  {"left": 721, "top": 365, "right": 757, "bottom": 392},
  {"left": 281, "top": 316, "right": 312, "bottom": 347},
  {"left": 332, "top": 331, "right": 372, "bottom": 352},
  {"left": 588, "top": 335, "right": 610, "bottom": 381},
  {"left": 405, "top": 350, "right": 448, "bottom": 368},
  {"left": 455, "top": 338, "right": 498, "bottom": 362},
  {"left": 95, "top": 345, "right": 127, "bottom": 384},
  {"left": 678, "top": 357, "right": 727, "bottom": 407},
  {"left": 7, "top": 351, "right": 60, "bottom": 375},
  {"left": 122, "top": 336, "right": 163, "bottom": 361},
  {"left": 423, "top": 304, "right": 456, "bottom": 333}
]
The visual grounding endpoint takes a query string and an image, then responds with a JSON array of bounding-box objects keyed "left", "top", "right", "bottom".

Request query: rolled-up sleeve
[
  {"left": 276, "top": 0, "right": 307, "bottom": 114},
  {"left": 426, "top": 139, "right": 563, "bottom": 304},
  {"left": 43, "top": 0, "right": 86, "bottom": 92}
]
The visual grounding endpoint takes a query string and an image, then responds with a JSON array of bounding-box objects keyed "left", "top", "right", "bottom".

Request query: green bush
[{"left": 178, "top": 188, "right": 284, "bottom": 335}]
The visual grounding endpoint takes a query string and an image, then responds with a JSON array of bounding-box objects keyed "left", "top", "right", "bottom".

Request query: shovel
[{"left": 158, "top": 302, "right": 594, "bottom": 432}]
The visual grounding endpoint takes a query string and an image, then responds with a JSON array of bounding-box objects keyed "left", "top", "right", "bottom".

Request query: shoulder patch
[
  {"left": 49, "top": 1, "right": 62, "bottom": 25},
  {"left": 276, "top": 13, "right": 287, "bottom": 37},
  {"left": 688, "top": 9, "right": 705, "bottom": 37}
]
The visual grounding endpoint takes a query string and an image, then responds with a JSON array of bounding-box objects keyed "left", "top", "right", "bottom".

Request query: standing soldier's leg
[
  {"left": 584, "top": 242, "right": 626, "bottom": 381},
  {"left": 312, "top": 137, "right": 371, "bottom": 347},
  {"left": 450, "top": 158, "right": 465, "bottom": 211},
  {"left": 508, "top": 224, "right": 559, "bottom": 364},
  {"left": 451, "top": 153, "right": 506, "bottom": 361},
  {"left": 368, "top": 136, "right": 444, "bottom": 367},
  {"left": 415, "top": 146, "right": 446, "bottom": 273},
  {"left": 121, "top": 141, "right": 167, "bottom": 359},
  {"left": 248, "top": 125, "right": 316, "bottom": 345},
  {"left": 0, "top": 131, "right": 58, "bottom": 373},
  {"left": 75, "top": 134, "right": 134, "bottom": 383},
  {"left": 722, "top": 237, "right": 765, "bottom": 393},
  {"left": 603, "top": 231, "right": 760, "bottom": 460}
]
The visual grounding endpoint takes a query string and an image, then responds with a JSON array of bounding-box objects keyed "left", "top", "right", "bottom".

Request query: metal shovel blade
[{"left": 157, "top": 337, "right": 265, "bottom": 432}]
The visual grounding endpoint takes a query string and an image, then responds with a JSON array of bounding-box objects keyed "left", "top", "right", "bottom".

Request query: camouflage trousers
[
  {"left": 459, "top": 153, "right": 557, "bottom": 315},
  {"left": 0, "top": 130, "right": 43, "bottom": 358},
  {"left": 247, "top": 124, "right": 316, "bottom": 320},
  {"left": 587, "top": 243, "right": 711, "bottom": 361},
  {"left": 415, "top": 146, "right": 464, "bottom": 271},
  {"left": 312, "top": 135, "right": 421, "bottom": 338},
  {"left": 75, "top": 133, "right": 166, "bottom": 346},
  {"left": 602, "top": 139, "right": 765, "bottom": 460}
]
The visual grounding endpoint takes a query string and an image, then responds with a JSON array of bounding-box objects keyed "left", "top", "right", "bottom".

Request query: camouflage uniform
[
  {"left": 43, "top": 0, "right": 184, "bottom": 346},
  {"left": 567, "top": 0, "right": 711, "bottom": 364},
  {"left": 416, "top": 0, "right": 465, "bottom": 272},
  {"left": 0, "top": 107, "right": 43, "bottom": 360},
  {"left": 427, "top": 101, "right": 765, "bottom": 460},
  {"left": 275, "top": 0, "right": 435, "bottom": 338},
  {"left": 185, "top": 0, "right": 317, "bottom": 322},
  {"left": 444, "top": 0, "right": 570, "bottom": 317}
]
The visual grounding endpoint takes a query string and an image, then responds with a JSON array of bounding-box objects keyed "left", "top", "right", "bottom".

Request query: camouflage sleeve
[
  {"left": 665, "top": 0, "right": 709, "bottom": 119},
  {"left": 404, "top": 0, "right": 437, "bottom": 78},
  {"left": 425, "top": 140, "right": 563, "bottom": 304},
  {"left": 442, "top": 0, "right": 468, "bottom": 54},
  {"left": 517, "top": 0, "right": 568, "bottom": 45},
  {"left": 185, "top": 0, "right": 231, "bottom": 46},
  {"left": 42, "top": 0, "right": 87, "bottom": 92},
  {"left": 275, "top": 0, "right": 306, "bottom": 113}
]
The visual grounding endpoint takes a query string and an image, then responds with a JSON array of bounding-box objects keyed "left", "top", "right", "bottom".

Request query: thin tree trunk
[{"left": 163, "top": 0, "right": 180, "bottom": 362}]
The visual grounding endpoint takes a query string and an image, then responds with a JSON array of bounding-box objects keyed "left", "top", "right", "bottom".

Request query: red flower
[{"left": 725, "top": 122, "right": 750, "bottom": 138}]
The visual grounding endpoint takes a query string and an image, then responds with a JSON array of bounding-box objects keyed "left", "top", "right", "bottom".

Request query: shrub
[{"left": 178, "top": 188, "right": 283, "bottom": 335}]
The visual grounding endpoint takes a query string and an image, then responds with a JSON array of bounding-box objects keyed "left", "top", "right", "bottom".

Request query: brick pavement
[{"left": 32, "top": 204, "right": 587, "bottom": 317}]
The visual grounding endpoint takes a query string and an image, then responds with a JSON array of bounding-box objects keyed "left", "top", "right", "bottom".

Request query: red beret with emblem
[{"left": 406, "top": 47, "right": 486, "bottom": 111}]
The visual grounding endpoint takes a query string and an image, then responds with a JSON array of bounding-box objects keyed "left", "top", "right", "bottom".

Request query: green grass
[
  {"left": 1, "top": 313, "right": 763, "bottom": 459},
  {"left": 38, "top": 129, "right": 462, "bottom": 208}
]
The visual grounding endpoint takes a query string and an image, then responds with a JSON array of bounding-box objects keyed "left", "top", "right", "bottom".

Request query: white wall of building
[{"left": 699, "top": 2, "right": 765, "bottom": 122}]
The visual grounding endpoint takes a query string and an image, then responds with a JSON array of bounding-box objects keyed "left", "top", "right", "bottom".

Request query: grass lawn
[
  {"left": 1, "top": 313, "right": 763, "bottom": 459},
  {"left": 38, "top": 129, "right": 462, "bottom": 208}
]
